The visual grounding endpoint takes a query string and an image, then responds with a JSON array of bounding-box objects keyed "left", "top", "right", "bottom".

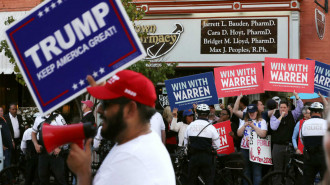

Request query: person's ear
[{"left": 123, "top": 101, "right": 138, "bottom": 119}]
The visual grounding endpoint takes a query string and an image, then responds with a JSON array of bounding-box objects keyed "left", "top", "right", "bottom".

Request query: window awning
[{"left": 0, "top": 11, "right": 28, "bottom": 74}]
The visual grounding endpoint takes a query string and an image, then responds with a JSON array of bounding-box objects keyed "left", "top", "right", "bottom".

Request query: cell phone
[{"left": 248, "top": 119, "right": 252, "bottom": 122}]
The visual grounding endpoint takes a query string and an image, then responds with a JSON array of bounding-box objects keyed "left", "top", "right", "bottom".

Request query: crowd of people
[
  {"left": 1, "top": 69, "right": 330, "bottom": 185},
  {"left": 160, "top": 91, "right": 329, "bottom": 185},
  {"left": 0, "top": 100, "right": 95, "bottom": 185}
]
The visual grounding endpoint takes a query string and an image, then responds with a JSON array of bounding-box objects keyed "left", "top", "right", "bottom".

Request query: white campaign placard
[{"left": 249, "top": 132, "right": 272, "bottom": 165}]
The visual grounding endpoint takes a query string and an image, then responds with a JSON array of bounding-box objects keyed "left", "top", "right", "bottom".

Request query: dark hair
[
  {"left": 251, "top": 100, "right": 261, "bottom": 105},
  {"left": 304, "top": 102, "right": 313, "bottom": 107},
  {"left": 310, "top": 109, "right": 323, "bottom": 115},
  {"left": 221, "top": 109, "right": 230, "bottom": 117},
  {"left": 182, "top": 114, "right": 194, "bottom": 124},
  {"left": 240, "top": 96, "right": 249, "bottom": 106},
  {"left": 102, "top": 97, "right": 156, "bottom": 124},
  {"left": 9, "top": 103, "right": 17, "bottom": 109},
  {"left": 279, "top": 101, "right": 289, "bottom": 107}
]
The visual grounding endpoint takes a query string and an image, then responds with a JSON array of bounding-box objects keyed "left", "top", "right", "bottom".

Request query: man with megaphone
[{"left": 67, "top": 70, "right": 175, "bottom": 185}]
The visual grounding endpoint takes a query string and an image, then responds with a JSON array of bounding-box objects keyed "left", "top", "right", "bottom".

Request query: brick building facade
[{"left": 300, "top": 0, "right": 330, "bottom": 64}]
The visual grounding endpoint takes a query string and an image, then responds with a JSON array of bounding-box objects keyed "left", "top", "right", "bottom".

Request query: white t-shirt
[
  {"left": 238, "top": 119, "right": 267, "bottom": 149},
  {"left": 93, "top": 131, "right": 175, "bottom": 185},
  {"left": 150, "top": 112, "right": 165, "bottom": 138},
  {"left": 184, "top": 119, "right": 221, "bottom": 150}
]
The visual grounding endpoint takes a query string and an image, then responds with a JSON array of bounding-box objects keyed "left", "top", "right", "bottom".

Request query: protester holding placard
[
  {"left": 219, "top": 108, "right": 240, "bottom": 150},
  {"left": 237, "top": 104, "right": 267, "bottom": 185},
  {"left": 270, "top": 91, "right": 303, "bottom": 185},
  {"left": 218, "top": 109, "right": 231, "bottom": 122},
  {"left": 170, "top": 108, "right": 194, "bottom": 146}
]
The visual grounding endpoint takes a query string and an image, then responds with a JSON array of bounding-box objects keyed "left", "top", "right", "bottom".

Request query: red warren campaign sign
[
  {"left": 214, "top": 63, "right": 264, "bottom": 97},
  {"left": 213, "top": 121, "right": 235, "bottom": 155},
  {"left": 264, "top": 58, "right": 315, "bottom": 93},
  {"left": 5, "top": 0, "right": 146, "bottom": 115}
]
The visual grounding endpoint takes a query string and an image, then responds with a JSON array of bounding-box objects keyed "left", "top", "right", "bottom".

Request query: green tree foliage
[
  {"left": 128, "top": 60, "right": 177, "bottom": 84},
  {"left": 0, "top": 0, "right": 177, "bottom": 86},
  {"left": 0, "top": 16, "right": 26, "bottom": 85}
]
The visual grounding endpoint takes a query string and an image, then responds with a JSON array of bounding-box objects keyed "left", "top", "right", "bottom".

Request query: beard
[{"left": 101, "top": 107, "right": 127, "bottom": 142}]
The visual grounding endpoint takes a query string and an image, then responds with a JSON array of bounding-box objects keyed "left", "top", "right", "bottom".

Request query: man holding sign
[
  {"left": 270, "top": 91, "right": 303, "bottom": 185},
  {"left": 67, "top": 70, "right": 175, "bottom": 185}
]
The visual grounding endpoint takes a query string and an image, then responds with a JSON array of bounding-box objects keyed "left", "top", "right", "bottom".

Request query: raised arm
[
  {"left": 319, "top": 91, "right": 328, "bottom": 108},
  {"left": 233, "top": 94, "right": 244, "bottom": 119},
  {"left": 291, "top": 91, "right": 303, "bottom": 121},
  {"left": 170, "top": 108, "right": 182, "bottom": 132}
]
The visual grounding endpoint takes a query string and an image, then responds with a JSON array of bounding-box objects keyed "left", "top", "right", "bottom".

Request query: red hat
[
  {"left": 81, "top": 100, "right": 94, "bottom": 108},
  {"left": 87, "top": 70, "right": 156, "bottom": 107}
]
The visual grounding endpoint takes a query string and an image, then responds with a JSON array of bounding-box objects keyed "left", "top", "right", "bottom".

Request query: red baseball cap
[
  {"left": 81, "top": 100, "right": 94, "bottom": 108},
  {"left": 87, "top": 70, "right": 156, "bottom": 107}
]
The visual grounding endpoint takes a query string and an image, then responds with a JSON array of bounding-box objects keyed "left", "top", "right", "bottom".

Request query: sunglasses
[{"left": 101, "top": 98, "right": 131, "bottom": 109}]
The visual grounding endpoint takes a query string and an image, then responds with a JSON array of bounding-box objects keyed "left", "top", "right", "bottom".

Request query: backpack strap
[
  {"left": 37, "top": 113, "right": 58, "bottom": 131},
  {"left": 197, "top": 123, "right": 211, "bottom": 137}
]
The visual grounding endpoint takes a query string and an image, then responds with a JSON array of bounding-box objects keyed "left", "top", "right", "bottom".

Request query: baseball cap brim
[
  {"left": 87, "top": 86, "right": 122, "bottom": 100},
  {"left": 184, "top": 112, "right": 194, "bottom": 116},
  {"left": 247, "top": 109, "right": 257, "bottom": 113}
]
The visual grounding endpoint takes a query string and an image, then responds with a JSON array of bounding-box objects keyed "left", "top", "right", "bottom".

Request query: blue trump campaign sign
[
  {"left": 165, "top": 72, "right": 218, "bottom": 111},
  {"left": 307, "top": 58, "right": 330, "bottom": 96},
  {"left": 5, "top": 0, "right": 146, "bottom": 115}
]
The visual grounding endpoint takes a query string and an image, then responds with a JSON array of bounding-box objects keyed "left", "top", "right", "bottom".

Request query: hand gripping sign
[
  {"left": 214, "top": 63, "right": 264, "bottom": 97},
  {"left": 5, "top": 0, "right": 146, "bottom": 115},
  {"left": 264, "top": 58, "right": 315, "bottom": 93},
  {"left": 165, "top": 72, "right": 218, "bottom": 111},
  {"left": 213, "top": 120, "right": 235, "bottom": 155}
]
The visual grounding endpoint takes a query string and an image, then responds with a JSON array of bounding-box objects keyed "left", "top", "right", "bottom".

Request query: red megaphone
[{"left": 39, "top": 122, "right": 97, "bottom": 153}]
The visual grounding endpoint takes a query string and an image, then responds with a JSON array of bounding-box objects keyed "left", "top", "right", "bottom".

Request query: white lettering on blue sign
[{"left": 24, "top": 2, "right": 110, "bottom": 69}]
